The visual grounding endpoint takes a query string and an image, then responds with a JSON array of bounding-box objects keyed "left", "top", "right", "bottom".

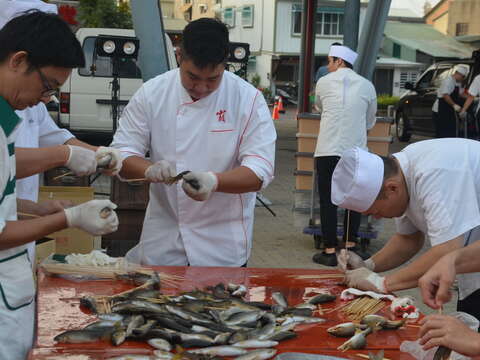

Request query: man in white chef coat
[
  {"left": 111, "top": 18, "right": 276, "bottom": 267},
  {"left": 0, "top": 0, "right": 123, "bottom": 262},
  {"left": 312, "top": 44, "right": 377, "bottom": 266},
  {"left": 0, "top": 11, "right": 119, "bottom": 358},
  {"left": 332, "top": 138, "right": 480, "bottom": 322}
]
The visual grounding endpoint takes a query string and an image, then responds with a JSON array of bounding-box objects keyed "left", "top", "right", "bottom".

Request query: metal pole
[
  {"left": 354, "top": 0, "right": 391, "bottom": 80},
  {"left": 298, "top": 0, "right": 317, "bottom": 113},
  {"left": 130, "top": 0, "right": 170, "bottom": 82},
  {"left": 343, "top": 0, "right": 360, "bottom": 51}
]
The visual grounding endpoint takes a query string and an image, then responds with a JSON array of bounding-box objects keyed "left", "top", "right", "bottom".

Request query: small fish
[
  {"left": 232, "top": 285, "right": 247, "bottom": 297},
  {"left": 383, "top": 319, "right": 406, "bottom": 330},
  {"left": 294, "top": 303, "right": 317, "bottom": 310},
  {"left": 272, "top": 292, "right": 288, "bottom": 308},
  {"left": 80, "top": 296, "right": 99, "bottom": 313},
  {"left": 153, "top": 350, "right": 175, "bottom": 360},
  {"left": 327, "top": 322, "right": 357, "bottom": 337},
  {"left": 266, "top": 331, "right": 297, "bottom": 342},
  {"left": 148, "top": 338, "right": 172, "bottom": 351},
  {"left": 433, "top": 346, "right": 452, "bottom": 360},
  {"left": 83, "top": 320, "right": 119, "bottom": 331},
  {"left": 337, "top": 327, "right": 372, "bottom": 351},
  {"left": 282, "top": 315, "right": 326, "bottom": 325},
  {"left": 308, "top": 293, "right": 336, "bottom": 304},
  {"left": 98, "top": 313, "right": 124, "bottom": 322},
  {"left": 132, "top": 319, "right": 157, "bottom": 337},
  {"left": 54, "top": 329, "right": 112, "bottom": 343},
  {"left": 360, "top": 314, "right": 387, "bottom": 329},
  {"left": 234, "top": 348, "right": 277, "bottom": 360},
  {"left": 233, "top": 340, "right": 279, "bottom": 348},
  {"left": 283, "top": 308, "right": 313, "bottom": 317},
  {"left": 188, "top": 345, "right": 248, "bottom": 356},
  {"left": 214, "top": 332, "right": 231, "bottom": 345},
  {"left": 225, "top": 311, "right": 265, "bottom": 326},
  {"left": 111, "top": 329, "right": 127, "bottom": 346}
]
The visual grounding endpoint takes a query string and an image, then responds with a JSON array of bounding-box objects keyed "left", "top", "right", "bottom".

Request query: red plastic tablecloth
[{"left": 30, "top": 266, "right": 419, "bottom": 359}]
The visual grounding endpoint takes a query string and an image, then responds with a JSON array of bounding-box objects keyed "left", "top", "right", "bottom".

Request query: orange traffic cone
[
  {"left": 272, "top": 100, "right": 280, "bottom": 120},
  {"left": 278, "top": 96, "right": 285, "bottom": 114}
]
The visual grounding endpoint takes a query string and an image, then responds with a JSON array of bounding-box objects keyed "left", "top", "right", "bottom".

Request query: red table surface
[{"left": 31, "top": 266, "right": 420, "bottom": 359}]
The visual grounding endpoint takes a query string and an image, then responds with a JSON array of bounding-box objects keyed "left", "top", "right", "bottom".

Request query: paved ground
[{"left": 248, "top": 107, "right": 457, "bottom": 315}]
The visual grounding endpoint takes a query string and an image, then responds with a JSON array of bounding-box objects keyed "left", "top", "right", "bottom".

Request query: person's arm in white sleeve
[
  {"left": 462, "top": 76, "right": 480, "bottom": 113},
  {"left": 366, "top": 87, "right": 377, "bottom": 130},
  {"left": 35, "top": 102, "right": 76, "bottom": 147},
  {"left": 111, "top": 86, "right": 154, "bottom": 180},
  {"left": 216, "top": 92, "right": 276, "bottom": 194}
]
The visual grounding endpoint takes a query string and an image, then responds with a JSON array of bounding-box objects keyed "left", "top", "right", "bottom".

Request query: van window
[
  {"left": 432, "top": 67, "right": 452, "bottom": 88},
  {"left": 78, "top": 37, "right": 142, "bottom": 79},
  {"left": 416, "top": 69, "right": 434, "bottom": 89}
]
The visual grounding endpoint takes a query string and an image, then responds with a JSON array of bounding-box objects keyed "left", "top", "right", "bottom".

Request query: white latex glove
[
  {"left": 337, "top": 249, "right": 375, "bottom": 272},
  {"left": 65, "top": 145, "right": 97, "bottom": 176},
  {"left": 459, "top": 110, "right": 467, "bottom": 119},
  {"left": 96, "top": 146, "right": 123, "bottom": 175},
  {"left": 453, "top": 104, "right": 462, "bottom": 112},
  {"left": 144, "top": 160, "right": 175, "bottom": 183},
  {"left": 345, "top": 267, "right": 387, "bottom": 293},
  {"left": 181, "top": 171, "right": 218, "bottom": 201},
  {"left": 64, "top": 199, "right": 118, "bottom": 235}
]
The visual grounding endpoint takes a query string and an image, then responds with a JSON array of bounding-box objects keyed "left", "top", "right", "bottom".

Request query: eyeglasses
[{"left": 35, "top": 67, "right": 57, "bottom": 97}]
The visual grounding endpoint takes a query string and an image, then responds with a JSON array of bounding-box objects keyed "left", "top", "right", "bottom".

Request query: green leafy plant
[
  {"left": 78, "top": 0, "right": 133, "bottom": 29},
  {"left": 250, "top": 73, "right": 261, "bottom": 89},
  {"left": 377, "top": 94, "right": 400, "bottom": 109}
]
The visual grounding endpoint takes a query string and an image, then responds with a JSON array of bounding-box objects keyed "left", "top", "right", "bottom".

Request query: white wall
[
  {"left": 274, "top": 0, "right": 368, "bottom": 55},
  {"left": 255, "top": 53, "right": 273, "bottom": 88},
  {"left": 223, "top": 0, "right": 263, "bottom": 52}
]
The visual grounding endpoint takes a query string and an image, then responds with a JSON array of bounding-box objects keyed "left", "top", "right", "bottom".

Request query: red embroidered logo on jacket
[{"left": 216, "top": 109, "right": 227, "bottom": 122}]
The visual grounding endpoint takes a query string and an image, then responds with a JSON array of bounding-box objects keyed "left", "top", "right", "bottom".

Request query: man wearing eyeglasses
[
  {"left": 0, "top": 10, "right": 122, "bottom": 358},
  {"left": 0, "top": 0, "right": 124, "bottom": 264}
]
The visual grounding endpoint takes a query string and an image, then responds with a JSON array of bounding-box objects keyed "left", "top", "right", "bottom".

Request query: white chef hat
[
  {"left": 0, "top": 0, "right": 58, "bottom": 30},
  {"left": 331, "top": 147, "right": 384, "bottom": 213},
  {"left": 454, "top": 64, "right": 469, "bottom": 77},
  {"left": 328, "top": 45, "right": 358, "bottom": 66}
]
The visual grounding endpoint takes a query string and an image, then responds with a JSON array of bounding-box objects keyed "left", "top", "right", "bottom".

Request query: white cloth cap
[
  {"left": 454, "top": 64, "right": 469, "bottom": 77},
  {"left": 0, "top": 0, "right": 57, "bottom": 29},
  {"left": 331, "top": 147, "right": 384, "bottom": 213},
  {"left": 328, "top": 45, "right": 358, "bottom": 66}
]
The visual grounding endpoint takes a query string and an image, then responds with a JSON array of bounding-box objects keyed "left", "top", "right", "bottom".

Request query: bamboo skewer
[
  {"left": 356, "top": 354, "right": 391, "bottom": 360},
  {"left": 18, "top": 212, "right": 40, "bottom": 218},
  {"left": 52, "top": 171, "right": 74, "bottom": 181}
]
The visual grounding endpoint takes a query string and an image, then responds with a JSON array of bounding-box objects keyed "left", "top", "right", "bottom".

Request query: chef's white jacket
[
  {"left": 432, "top": 75, "right": 464, "bottom": 113},
  {"left": 393, "top": 138, "right": 480, "bottom": 299},
  {"left": 111, "top": 69, "right": 276, "bottom": 266},
  {"left": 314, "top": 68, "right": 377, "bottom": 157},
  {"left": 14, "top": 103, "right": 74, "bottom": 259}
]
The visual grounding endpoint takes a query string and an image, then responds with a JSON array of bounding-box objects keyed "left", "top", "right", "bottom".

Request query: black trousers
[
  {"left": 457, "top": 288, "right": 480, "bottom": 330},
  {"left": 316, "top": 156, "right": 361, "bottom": 249}
]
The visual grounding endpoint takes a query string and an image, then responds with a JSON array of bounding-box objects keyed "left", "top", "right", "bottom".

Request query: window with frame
[
  {"left": 242, "top": 5, "right": 254, "bottom": 27},
  {"left": 400, "top": 71, "right": 419, "bottom": 89},
  {"left": 393, "top": 43, "right": 401, "bottom": 58},
  {"left": 223, "top": 7, "right": 235, "bottom": 28},
  {"left": 184, "top": 0, "right": 191, "bottom": 4},
  {"left": 292, "top": 4, "right": 344, "bottom": 36},
  {"left": 199, "top": 4, "right": 207, "bottom": 14},
  {"left": 78, "top": 37, "right": 142, "bottom": 79},
  {"left": 456, "top": 23, "right": 468, "bottom": 36}
]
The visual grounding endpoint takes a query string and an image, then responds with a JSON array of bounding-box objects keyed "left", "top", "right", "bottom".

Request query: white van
[{"left": 58, "top": 28, "right": 177, "bottom": 136}]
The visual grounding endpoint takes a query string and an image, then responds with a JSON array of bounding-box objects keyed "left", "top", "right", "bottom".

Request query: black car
[{"left": 395, "top": 59, "right": 479, "bottom": 142}]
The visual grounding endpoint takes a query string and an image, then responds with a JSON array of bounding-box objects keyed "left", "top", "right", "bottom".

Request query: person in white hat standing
[
  {"left": 459, "top": 71, "right": 480, "bottom": 121},
  {"left": 312, "top": 43, "right": 377, "bottom": 266},
  {"left": 333, "top": 138, "right": 480, "bottom": 323},
  {"left": 432, "top": 64, "right": 469, "bottom": 138}
]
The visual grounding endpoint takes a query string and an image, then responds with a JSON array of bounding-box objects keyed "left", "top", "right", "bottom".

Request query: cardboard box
[{"left": 36, "top": 186, "right": 96, "bottom": 264}]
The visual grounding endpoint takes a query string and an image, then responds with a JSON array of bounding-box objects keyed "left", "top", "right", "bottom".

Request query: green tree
[{"left": 78, "top": 0, "right": 133, "bottom": 29}]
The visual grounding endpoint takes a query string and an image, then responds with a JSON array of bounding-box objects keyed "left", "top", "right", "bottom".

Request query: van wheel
[{"left": 396, "top": 111, "right": 411, "bottom": 142}]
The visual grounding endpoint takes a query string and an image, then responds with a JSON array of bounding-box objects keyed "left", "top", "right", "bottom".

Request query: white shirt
[
  {"left": 432, "top": 75, "right": 464, "bottom": 112},
  {"left": 314, "top": 68, "right": 377, "bottom": 157},
  {"left": 393, "top": 138, "right": 480, "bottom": 299},
  {"left": 111, "top": 69, "right": 276, "bottom": 267},
  {"left": 15, "top": 103, "right": 73, "bottom": 202},
  {"left": 467, "top": 74, "right": 480, "bottom": 97}
]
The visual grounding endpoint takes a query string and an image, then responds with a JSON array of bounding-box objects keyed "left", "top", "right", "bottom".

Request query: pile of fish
[
  {"left": 327, "top": 315, "right": 406, "bottom": 351},
  {"left": 54, "top": 271, "right": 336, "bottom": 360}
]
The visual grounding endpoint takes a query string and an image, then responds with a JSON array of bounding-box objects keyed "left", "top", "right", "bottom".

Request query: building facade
[
  {"left": 425, "top": 0, "right": 480, "bottom": 37},
  {"left": 174, "top": 0, "right": 221, "bottom": 21}
]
